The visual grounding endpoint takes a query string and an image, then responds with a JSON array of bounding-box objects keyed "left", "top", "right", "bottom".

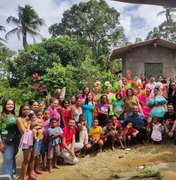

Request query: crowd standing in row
[{"left": 0, "top": 70, "right": 176, "bottom": 180}]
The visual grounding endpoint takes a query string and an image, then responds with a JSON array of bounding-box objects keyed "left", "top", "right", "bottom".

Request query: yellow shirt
[{"left": 89, "top": 126, "right": 102, "bottom": 140}]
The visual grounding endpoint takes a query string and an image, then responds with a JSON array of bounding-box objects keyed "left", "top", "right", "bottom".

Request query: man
[
  {"left": 123, "top": 106, "right": 147, "bottom": 143},
  {"left": 163, "top": 103, "right": 176, "bottom": 144},
  {"left": 60, "top": 118, "right": 83, "bottom": 164}
]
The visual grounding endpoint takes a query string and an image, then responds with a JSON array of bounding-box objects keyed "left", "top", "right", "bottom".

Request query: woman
[
  {"left": 28, "top": 99, "right": 39, "bottom": 113},
  {"left": 168, "top": 82, "right": 176, "bottom": 111},
  {"left": 140, "top": 73, "right": 148, "bottom": 89},
  {"left": 0, "top": 99, "right": 21, "bottom": 178},
  {"left": 138, "top": 88, "right": 152, "bottom": 118},
  {"left": 77, "top": 87, "right": 90, "bottom": 102},
  {"left": 124, "top": 88, "right": 143, "bottom": 118},
  {"left": 48, "top": 98, "right": 61, "bottom": 126},
  {"left": 61, "top": 99, "right": 72, "bottom": 127},
  {"left": 157, "top": 75, "right": 166, "bottom": 97},
  {"left": 70, "top": 96, "right": 76, "bottom": 108},
  {"left": 71, "top": 98, "right": 83, "bottom": 123},
  {"left": 82, "top": 92, "right": 94, "bottom": 130},
  {"left": 17, "top": 104, "right": 36, "bottom": 180},
  {"left": 97, "top": 95, "right": 110, "bottom": 127},
  {"left": 148, "top": 87, "right": 167, "bottom": 119}
]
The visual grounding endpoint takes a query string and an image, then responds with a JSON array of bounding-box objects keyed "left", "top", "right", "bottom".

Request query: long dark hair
[
  {"left": 82, "top": 87, "right": 90, "bottom": 98},
  {"left": 19, "top": 103, "right": 30, "bottom": 117},
  {"left": 85, "top": 92, "right": 93, "bottom": 105},
  {"left": 126, "top": 88, "right": 134, "bottom": 97},
  {"left": 2, "top": 99, "right": 16, "bottom": 117}
]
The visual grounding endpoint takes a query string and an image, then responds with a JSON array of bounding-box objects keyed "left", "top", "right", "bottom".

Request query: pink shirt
[
  {"left": 60, "top": 126, "right": 76, "bottom": 150},
  {"left": 48, "top": 106, "right": 61, "bottom": 126}
]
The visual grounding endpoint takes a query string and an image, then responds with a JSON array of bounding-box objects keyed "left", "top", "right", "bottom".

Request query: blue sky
[{"left": 0, "top": 0, "right": 165, "bottom": 51}]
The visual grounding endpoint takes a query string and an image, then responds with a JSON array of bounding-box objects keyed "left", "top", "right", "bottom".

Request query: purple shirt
[
  {"left": 48, "top": 106, "right": 61, "bottom": 126},
  {"left": 96, "top": 103, "right": 110, "bottom": 114}
]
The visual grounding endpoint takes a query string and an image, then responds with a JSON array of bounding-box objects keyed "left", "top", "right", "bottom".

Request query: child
[
  {"left": 124, "top": 122, "right": 139, "bottom": 148},
  {"left": 151, "top": 117, "right": 162, "bottom": 143},
  {"left": 77, "top": 114, "right": 88, "bottom": 146},
  {"left": 48, "top": 118, "right": 63, "bottom": 173},
  {"left": 116, "top": 126, "right": 125, "bottom": 149},
  {"left": 29, "top": 111, "right": 44, "bottom": 141},
  {"left": 102, "top": 120, "right": 116, "bottom": 151},
  {"left": 42, "top": 109, "right": 51, "bottom": 171},
  {"left": 89, "top": 119, "right": 104, "bottom": 152},
  {"left": 111, "top": 115, "right": 122, "bottom": 130},
  {"left": 112, "top": 93, "right": 125, "bottom": 120}
]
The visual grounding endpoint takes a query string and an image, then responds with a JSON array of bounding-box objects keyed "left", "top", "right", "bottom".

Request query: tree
[
  {"left": 5, "top": 5, "right": 44, "bottom": 48},
  {"left": 0, "top": 25, "right": 7, "bottom": 43},
  {"left": 146, "top": 7, "right": 176, "bottom": 42},
  {"left": 157, "top": 7, "right": 176, "bottom": 23},
  {"left": 8, "top": 36, "right": 89, "bottom": 85},
  {"left": 49, "top": 0, "right": 128, "bottom": 63}
]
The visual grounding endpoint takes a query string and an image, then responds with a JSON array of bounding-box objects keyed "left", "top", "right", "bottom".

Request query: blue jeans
[
  {"left": 166, "top": 124, "right": 176, "bottom": 139},
  {"left": 2, "top": 141, "right": 18, "bottom": 178}
]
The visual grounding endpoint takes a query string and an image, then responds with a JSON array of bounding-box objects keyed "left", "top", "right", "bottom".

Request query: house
[{"left": 110, "top": 39, "right": 176, "bottom": 80}]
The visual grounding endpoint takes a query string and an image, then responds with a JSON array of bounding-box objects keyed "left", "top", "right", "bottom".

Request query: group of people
[{"left": 0, "top": 70, "right": 176, "bottom": 180}]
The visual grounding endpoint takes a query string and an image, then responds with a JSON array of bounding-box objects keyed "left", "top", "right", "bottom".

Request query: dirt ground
[{"left": 1, "top": 140, "right": 176, "bottom": 180}]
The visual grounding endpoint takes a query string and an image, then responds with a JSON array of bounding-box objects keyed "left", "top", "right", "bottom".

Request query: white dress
[{"left": 151, "top": 123, "right": 162, "bottom": 142}]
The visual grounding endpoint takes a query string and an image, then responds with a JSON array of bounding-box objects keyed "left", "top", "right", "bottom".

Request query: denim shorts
[{"left": 34, "top": 140, "right": 43, "bottom": 157}]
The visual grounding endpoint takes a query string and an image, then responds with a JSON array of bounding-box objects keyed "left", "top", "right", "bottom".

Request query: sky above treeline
[{"left": 0, "top": 0, "right": 165, "bottom": 51}]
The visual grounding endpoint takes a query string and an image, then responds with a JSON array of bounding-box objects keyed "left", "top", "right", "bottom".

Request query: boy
[
  {"left": 48, "top": 118, "right": 63, "bottom": 172},
  {"left": 89, "top": 119, "right": 104, "bottom": 152}
]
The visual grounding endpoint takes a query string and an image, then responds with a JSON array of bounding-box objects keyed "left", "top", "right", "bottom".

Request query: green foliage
[
  {"left": 8, "top": 36, "right": 88, "bottom": 85},
  {"left": 39, "top": 63, "right": 78, "bottom": 97},
  {"left": 49, "top": 0, "right": 128, "bottom": 63}
]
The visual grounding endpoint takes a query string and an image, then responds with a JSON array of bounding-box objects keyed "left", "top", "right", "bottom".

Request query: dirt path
[{"left": 1, "top": 141, "right": 176, "bottom": 180}]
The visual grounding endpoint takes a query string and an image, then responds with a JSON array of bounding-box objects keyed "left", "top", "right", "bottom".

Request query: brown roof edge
[
  {"left": 111, "top": 0, "right": 176, "bottom": 7},
  {"left": 110, "top": 38, "right": 176, "bottom": 60}
]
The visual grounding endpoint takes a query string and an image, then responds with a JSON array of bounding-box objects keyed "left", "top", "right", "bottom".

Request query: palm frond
[
  {"left": 6, "top": 16, "right": 20, "bottom": 26},
  {"left": 5, "top": 27, "right": 19, "bottom": 40},
  {"left": 17, "top": 28, "right": 22, "bottom": 40},
  {"left": 157, "top": 11, "right": 165, "bottom": 16},
  {"left": 0, "top": 25, "right": 6, "bottom": 31},
  {"left": 27, "top": 31, "right": 37, "bottom": 43},
  {"left": 26, "top": 26, "right": 43, "bottom": 39},
  {"left": 0, "top": 38, "right": 7, "bottom": 43}
]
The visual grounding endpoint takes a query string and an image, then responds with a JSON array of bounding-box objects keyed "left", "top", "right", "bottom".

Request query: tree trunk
[{"left": 22, "top": 29, "right": 27, "bottom": 48}]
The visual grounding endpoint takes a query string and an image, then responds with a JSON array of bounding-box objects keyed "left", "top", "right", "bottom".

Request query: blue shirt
[
  {"left": 123, "top": 113, "right": 146, "bottom": 130},
  {"left": 48, "top": 127, "right": 63, "bottom": 146}
]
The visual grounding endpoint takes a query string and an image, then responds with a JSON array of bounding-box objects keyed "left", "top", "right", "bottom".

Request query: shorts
[
  {"left": 35, "top": 140, "right": 43, "bottom": 157},
  {"left": 22, "top": 146, "right": 33, "bottom": 151},
  {"left": 47, "top": 145, "right": 60, "bottom": 159}
]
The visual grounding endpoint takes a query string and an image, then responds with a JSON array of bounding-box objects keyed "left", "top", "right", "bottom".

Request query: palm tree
[
  {"left": 5, "top": 5, "right": 45, "bottom": 48},
  {"left": 0, "top": 25, "right": 7, "bottom": 43}
]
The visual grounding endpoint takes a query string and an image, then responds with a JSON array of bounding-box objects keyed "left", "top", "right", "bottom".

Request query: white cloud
[{"left": 0, "top": 0, "right": 168, "bottom": 51}]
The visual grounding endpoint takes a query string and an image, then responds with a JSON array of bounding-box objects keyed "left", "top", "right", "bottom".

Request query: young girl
[
  {"left": 48, "top": 118, "right": 63, "bottom": 173},
  {"left": 151, "top": 117, "right": 163, "bottom": 143},
  {"left": 77, "top": 114, "right": 88, "bottom": 146},
  {"left": 17, "top": 104, "right": 36, "bottom": 180},
  {"left": 112, "top": 93, "right": 124, "bottom": 120},
  {"left": 42, "top": 109, "right": 51, "bottom": 171},
  {"left": 29, "top": 112, "right": 44, "bottom": 141}
]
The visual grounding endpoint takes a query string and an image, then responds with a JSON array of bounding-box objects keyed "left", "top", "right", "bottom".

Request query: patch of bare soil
[{"left": 1, "top": 141, "right": 176, "bottom": 180}]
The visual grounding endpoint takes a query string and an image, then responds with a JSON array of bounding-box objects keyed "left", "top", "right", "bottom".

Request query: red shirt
[
  {"left": 124, "top": 127, "right": 136, "bottom": 136},
  {"left": 60, "top": 126, "right": 76, "bottom": 150}
]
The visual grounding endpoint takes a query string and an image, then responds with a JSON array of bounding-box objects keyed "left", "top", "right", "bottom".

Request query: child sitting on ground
[
  {"left": 89, "top": 119, "right": 104, "bottom": 152},
  {"left": 102, "top": 120, "right": 116, "bottom": 151},
  {"left": 48, "top": 118, "right": 63, "bottom": 173},
  {"left": 151, "top": 117, "right": 163, "bottom": 143},
  {"left": 124, "top": 122, "right": 139, "bottom": 148}
]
